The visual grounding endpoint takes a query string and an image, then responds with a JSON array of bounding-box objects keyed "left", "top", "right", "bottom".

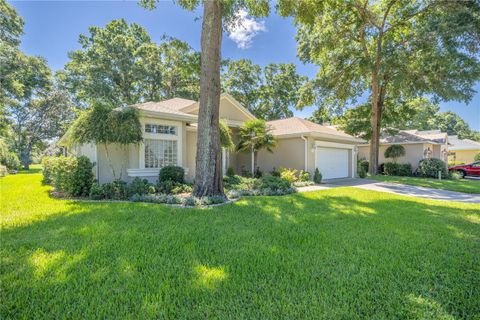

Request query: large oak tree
[
  {"left": 140, "top": 0, "right": 270, "bottom": 197},
  {"left": 281, "top": 0, "right": 480, "bottom": 174}
]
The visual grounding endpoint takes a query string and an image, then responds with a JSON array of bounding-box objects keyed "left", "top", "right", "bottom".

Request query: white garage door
[{"left": 316, "top": 147, "right": 349, "bottom": 180}]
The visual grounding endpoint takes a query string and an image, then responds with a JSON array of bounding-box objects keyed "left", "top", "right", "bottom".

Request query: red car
[{"left": 449, "top": 161, "right": 480, "bottom": 178}]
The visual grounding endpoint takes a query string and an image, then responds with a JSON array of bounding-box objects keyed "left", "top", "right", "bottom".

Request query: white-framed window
[
  {"left": 145, "top": 124, "right": 177, "bottom": 135},
  {"left": 144, "top": 139, "right": 178, "bottom": 168}
]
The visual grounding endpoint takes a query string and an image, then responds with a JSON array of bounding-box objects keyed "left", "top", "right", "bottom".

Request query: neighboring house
[
  {"left": 62, "top": 93, "right": 363, "bottom": 183},
  {"left": 358, "top": 129, "right": 449, "bottom": 169},
  {"left": 448, "top": 135, "right": 480, "bottom": 164}
]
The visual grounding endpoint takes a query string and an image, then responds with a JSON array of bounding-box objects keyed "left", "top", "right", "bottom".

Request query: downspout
[{"left": 301, "top": 135, "right": 308, "bottom": 172}]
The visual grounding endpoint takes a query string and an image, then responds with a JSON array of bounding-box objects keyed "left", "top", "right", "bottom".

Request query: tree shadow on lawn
[{"left": 1, "top": 189, "right": 479, "bottom": 319}]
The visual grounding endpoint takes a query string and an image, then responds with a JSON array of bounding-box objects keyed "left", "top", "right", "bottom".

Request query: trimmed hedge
[
  {"left": 384, "top": 163, "right": 412, "bottom": 176},
  {"left": 159, "top": 165, "right": 184, "bottom": 183}
]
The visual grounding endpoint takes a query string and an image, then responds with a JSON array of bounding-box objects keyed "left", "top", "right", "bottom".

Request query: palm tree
[{"left": 237, "top": 119, "right": 277, "bottom": 175}]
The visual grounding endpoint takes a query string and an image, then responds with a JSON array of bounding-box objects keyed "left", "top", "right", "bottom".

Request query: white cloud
[{"left": 227, "top": 9, "right": 267, "bottom": 49}]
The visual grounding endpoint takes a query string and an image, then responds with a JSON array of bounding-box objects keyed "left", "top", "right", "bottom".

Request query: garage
[{"left": 316, "top": 147, "right": 350, "bottom": 180}]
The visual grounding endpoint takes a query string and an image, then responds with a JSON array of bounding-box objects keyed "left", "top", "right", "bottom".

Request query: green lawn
[
  {"left": 1, "top": 169, "right": 479, "bottom": 319},
  {"left": 371, "top": 175, "right": 480, "bottom": 194}
]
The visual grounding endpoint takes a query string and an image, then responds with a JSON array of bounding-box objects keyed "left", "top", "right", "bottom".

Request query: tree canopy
[
  {"left": 286, "top": 0, "right": 480, "bottom": 173},
  {"left": 333, "top": 98, "right": 480, "bottom": 141},
  {"left": 62, "top": 19, "right": 201, "bottom": 108},
  {"left": 1, "top": 0, "right": 75, "bottom": 168},
  {"left": 222, "top": 59, "right": 307, "bottom": 120}
]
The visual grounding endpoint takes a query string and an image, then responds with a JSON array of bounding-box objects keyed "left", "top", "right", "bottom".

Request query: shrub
[
  {"left": 254, "top": 167, "right": 263, "bottom": 178},
  {"left": 159, "top": 165, "right": 184, "bottom": 183},
  {"left": 384, "top": 163, "right": 412, "bottom": 176},
  {"left": 68, "top": 156, "right": 94, "bottom": 197},
  {"left": 298, "top": 170, "right": 310, "bottom": 182},
  {"left": 226, "top": 167, "right": 235, "bottom": 177},
  {"left": 270, "top": 167, "right": 280, "bottom": 177},
  {"left": 41, "top": 157, "right": 55, "bottom": 183},
  {"left": 1, "top": 152, "right": 21, "bottom": 170},
  {"left": 417, "top": 158, "right": 448, "bottom": 179},
  {"left": 256, "top": 176, "right": 293, "bottom": 195},
  {"left": 223, "top": 175, "right": 257, "bottom": 191},
  {"left": 128, "top": 177, "right": 151, "bottom": 196},
  {"left": 171, "top": 183, "right": 193, "bottom": 194},
  {"left": 359, "top": 159, "right": 369, "bottom": 173},
  {"left": 279, "top": 167, "right": 298, "bottom": 184},
  {"left": 102, "top": 180, "right": 129, "bottom": 200},
  {"left": 357, "top": 160, "right": 367, "bottom": 178},
  {"left": 313, "top": 168, "right": 322, "bottom": 184},
  {"left": 475, "top": 153, "right": 480, "bottom": 161},
  {"left": 42, "top": 156, "right": 94, "bottom": 197},
  {"left": 449, "top": 171, "right": 463, "bottom": 180},
  {"left": 157, "top": 180, "right": 176, "bottom": 194},
  {"left": 89, "top": 183, "right": 104, "bottom": 200}
]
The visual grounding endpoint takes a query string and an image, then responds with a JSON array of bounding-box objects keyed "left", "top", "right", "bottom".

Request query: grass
[
  {"left": 371, "top": 175, "right": 480, "bottom": 194},
  {"left": 1, "top": 168, "right": 479, "bottom": 319}
]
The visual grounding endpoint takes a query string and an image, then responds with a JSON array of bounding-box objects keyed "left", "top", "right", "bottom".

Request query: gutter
[{"left": 300, "top": 135, "right": 308, "bottom": 171}]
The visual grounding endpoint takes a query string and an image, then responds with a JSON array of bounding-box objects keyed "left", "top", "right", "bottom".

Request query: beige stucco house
[
  {"left": 67, "top": 93, "right": 364, "bottom": 183},
  {"left": 447, "top": 135, "right": 480, "bottom": 164},
  {"left": 358, "top": 129, "right": 449, "bottom": 170}
]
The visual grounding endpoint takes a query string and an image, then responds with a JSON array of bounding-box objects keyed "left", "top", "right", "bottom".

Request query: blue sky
[{"left": 10, "top": 0, "right": 480, "bottom": 130}]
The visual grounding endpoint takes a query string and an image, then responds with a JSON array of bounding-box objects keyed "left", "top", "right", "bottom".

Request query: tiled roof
[
  {"left": 448, "top": 135, "right": 480, "bottom": 151},
  {"left": 266, "top": 117, "right": 359, "bottom": 140}
]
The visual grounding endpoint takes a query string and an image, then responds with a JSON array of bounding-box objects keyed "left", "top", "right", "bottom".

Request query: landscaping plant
[
  {"left": 313, "top": 168, "right": 322, "bottom": 184},
  {"left": 417, "top": 158, "right": 449, "bottom": 179}
]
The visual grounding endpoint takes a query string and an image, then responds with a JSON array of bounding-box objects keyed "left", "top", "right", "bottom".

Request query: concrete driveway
[{"left": 298, "top": 178, "right": 480, "bottom": 204}]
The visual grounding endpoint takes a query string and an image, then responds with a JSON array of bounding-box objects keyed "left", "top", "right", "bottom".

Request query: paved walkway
[{"left": 297, "top": 179, "right": 480, "bottom": 204}]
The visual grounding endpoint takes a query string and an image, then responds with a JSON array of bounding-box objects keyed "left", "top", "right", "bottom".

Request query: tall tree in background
[
  {"left": 223, "top": 59, "right": 307, "bottom": 120},
  {"left": 140, "top": 0, "right": 270, "bottom": 197},
  {"left": 334, "top": 98, "right": 439, "bottom": 139},
  {"left": 335, "top": 97, "right": 480, "bottom": 141},
  {"left": 62, "top": 20, "right": 201, "bottom": 107},
  {"left": 1, "top": 0, "right": 74, "bottom": 168},
  {"left": 281, "top": 0, "right": 480, "bottom": 174}
]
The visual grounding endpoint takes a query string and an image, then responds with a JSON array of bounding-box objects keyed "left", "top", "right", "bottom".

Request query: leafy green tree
[
  {"left": 257, "top": 63, "right": 307, "bottom": 120},
  {"left": 384, "top": 144, "right": 405, "bottom": 163},
  {"left": 309, "top": 106, "right": 332, "bottom": 125},
  {"left": 222, "top": 58, "right": 262, "bottom": 114},
  {"left": 223, "top": 60, "right": 307, "bottom": 120},
  {"left": 334, "top": 98, "right": 440, "bottom": 139},
  {"left": 236, "top": 119, "right": 276, "bottom": 175},
  {"left": 433, "top": 111, "right": 474, "bottom": 140},
  {"left": 63, "top": 20, "right": 200, "bottom": 107},
  {"left": 0, "top": 0, "right": 24, "bottom": 47},
  {"left": 69, "top": 103, "right": 142, "bottom": 179},
  {"left": 283, "top": 0, "right": 480, "bottom": 174},
  {"left": 135, "top": 36, "right": 201, "bottom": 101},
  {"left": 219, "top": 120, "right": 234, "bottom": 151},
  {"left": 140, "top": 0, "right": 271, "bottom": 197}
]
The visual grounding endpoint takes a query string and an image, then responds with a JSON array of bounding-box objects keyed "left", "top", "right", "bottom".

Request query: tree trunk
[
  {"left": 369, "top": 75, "right": 380, "bottom": 175},
  {"left": 193, "top": 0, "right": 224, "bottom": 197},
  {"left": 21, "top": 146, "right": 31, "bottom": 170},
  {"left": 369, "top": 78, "right": 386, "bottom": 176}
]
